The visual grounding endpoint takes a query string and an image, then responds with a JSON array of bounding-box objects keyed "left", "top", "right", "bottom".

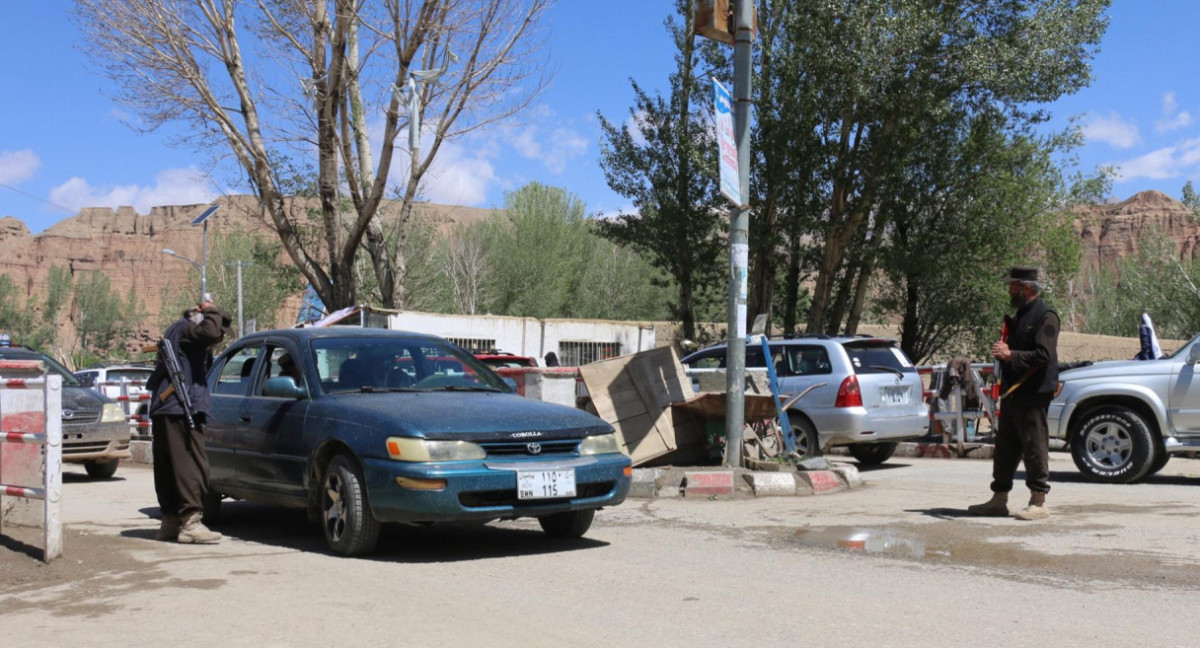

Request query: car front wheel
[
  {"left": 848, "top": 442, "right": 898, "bottom": 466},
  {"left": 790, "top": 417, "right": 821, "bottom": 459},
  {"left": 83, "top": 459, "right": 119, "bottom": 479},
  {"left": 538, "top": 509, "right": 595, "bottom": 539},
  {"left": 321, "top": 454, "right": 381, "bottom": 556},
  {"left": 1070, "top": 406, "right": 1155, "bottom": 484}
]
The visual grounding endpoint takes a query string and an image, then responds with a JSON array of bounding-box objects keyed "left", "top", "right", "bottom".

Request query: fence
[
  {"left": 916, "top": 363, "right": 999, "bottom": 454},
  {"left": 0, "top": 361, "right": 64, "bottom": 562},
  {"left": 95, "top": 378, "right": 152, "bottom": 439}
]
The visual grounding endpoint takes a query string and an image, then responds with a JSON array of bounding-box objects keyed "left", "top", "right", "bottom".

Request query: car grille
[
  {"left": 63, "top": 438, "right": 130, "bottom": 456},
  {"left": 63, "top": 408, "right": 102, "bottom": 426},
  {"left": 478, "top": 439, "right": 580, "bottom": 457},
  {"left": 459, "top": 482, "right": 614, "bottom": 508}
]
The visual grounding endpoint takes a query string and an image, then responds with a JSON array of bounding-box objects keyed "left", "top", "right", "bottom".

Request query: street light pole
[{"left": 225, "top": 260, "right": 255, "bottom": 338}]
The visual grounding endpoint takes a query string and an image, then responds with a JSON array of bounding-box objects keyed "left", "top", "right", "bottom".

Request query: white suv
[
  {"left": 74, "top": 365, "right": 153, "bottom": 424},
  {"left": 681, "top": 336, "right": 929, "bottom": 464}
]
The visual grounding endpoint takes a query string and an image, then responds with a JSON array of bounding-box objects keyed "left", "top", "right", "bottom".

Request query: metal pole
[
  {"left": 723, "top": 0, "right": 753, "bottom": 468},
  {"left": 236, "top": 261, "right": 244, "bottom": 338},
  {"left": 200, "top": 220, "right": 209, "bottom": 301}
]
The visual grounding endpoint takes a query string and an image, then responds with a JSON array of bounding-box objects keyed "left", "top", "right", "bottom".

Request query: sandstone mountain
[
  {"left": 0, "top": 190, "right": 1194, "bottom": 360},
  {"left": 0, "top": 195, "right": 495, "bottom": 352}
]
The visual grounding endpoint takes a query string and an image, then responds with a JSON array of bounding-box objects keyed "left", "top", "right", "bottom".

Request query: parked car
[
  {"left": 680, "top": 336, "right": 929, "bottom": 464},
  {"left": 472, "top": 350, "right": 539, "bottom": 369},
  {"left": 74, "top": 364, "right": 153, "bottom": 420},
  {"left": 0, "top": 347, "right": 131, "bottom": 478},
  {"left": 1048, "top": 334, "right": 1200, "bottom": 483},
  {"left": 202, "top": 327, "right": 632, "bottom": 556}
]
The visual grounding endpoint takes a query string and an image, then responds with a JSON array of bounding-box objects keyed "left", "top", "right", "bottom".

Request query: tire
[
  {"left": 321, "top": 454, "right": 381, "bottom": 556},
  {"left": 1070, "top": 406, "right": 1155, "bottom": 484},
  {"left": 83, "top": 459, "right": 119, "bottom": 479},
  {"left": 789, "top": 417, "right": 822, "bottom": 459},
  {"left": 1147, "top": 446, "right": 1171, "bottom": 477},
  {"left": 848, "top": 442, "right": 898, "bottom": 466},
  {"left": 538, "top": 509, "right": 595, "bottom": 539},
  {"left": 202, "top": 489, "right": 223, "bottom": 526}
]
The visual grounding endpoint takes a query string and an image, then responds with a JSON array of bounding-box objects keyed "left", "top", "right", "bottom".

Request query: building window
[
  {"left": 447, "top": 337, "right": 496, "bottom": 353},
  {"left": 559, "top": 341, "right": 621, "bottom": 366}
]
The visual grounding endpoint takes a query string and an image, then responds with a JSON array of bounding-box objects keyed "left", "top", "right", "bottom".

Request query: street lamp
[{"left": 162, "top": 249, "right": 204, "bottom": 301}]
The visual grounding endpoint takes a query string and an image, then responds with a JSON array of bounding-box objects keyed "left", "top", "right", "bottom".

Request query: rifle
[{"left": 157, "top": 337, "right": 199, "bottom": 431}]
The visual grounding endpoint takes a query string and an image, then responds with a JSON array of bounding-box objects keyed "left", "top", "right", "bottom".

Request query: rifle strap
[{"left": 999, "top": 368, "right": 1037, "bottom": 400}]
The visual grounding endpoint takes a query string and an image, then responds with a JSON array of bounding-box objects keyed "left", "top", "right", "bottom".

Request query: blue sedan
[{"left": 203, "top": 327, "right": 631, "bottom": 556}]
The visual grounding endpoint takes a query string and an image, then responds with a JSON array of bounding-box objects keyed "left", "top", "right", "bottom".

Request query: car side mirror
[
  {"left": 1188, "top": 344, "right": 1200, "bottom": 365},
  {"left": 264, "top": 376, "right": 306, "bottom": 398}
]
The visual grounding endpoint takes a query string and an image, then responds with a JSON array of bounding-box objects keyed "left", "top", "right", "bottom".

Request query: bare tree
[
  {"left": 442, "top": 223, "right": 489, "bottom": 314},
  {"left": 73, "top": 0, "right": 551, "bottom": 311}
]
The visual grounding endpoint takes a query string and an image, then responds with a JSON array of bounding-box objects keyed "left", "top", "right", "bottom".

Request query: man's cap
[{"left": 1002, "top": 266, "right": 1039, "bottom": 283}]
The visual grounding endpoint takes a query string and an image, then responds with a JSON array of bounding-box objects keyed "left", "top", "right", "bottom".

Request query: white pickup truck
[{"left": 1048, "top": 335, "right": 1200, "bottom": 483}]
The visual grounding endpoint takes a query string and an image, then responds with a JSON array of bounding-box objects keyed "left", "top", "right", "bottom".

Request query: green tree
[
  {"left": 73, "top": 271, "right": 138, "bottom": 365},
  {"left": 1182, "top": 181, "right": 1200, "bottom": 222},
  {"left": 0, "top": 274, "right": 34, "bottom": 344},
  {"left": 596, "top": 0, "right": 724, "bottom": 339},
  {"left": 1083, "top": 229, "right": 1200, "bottom": 340}
]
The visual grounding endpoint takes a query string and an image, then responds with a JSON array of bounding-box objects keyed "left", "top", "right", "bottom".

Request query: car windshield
[{"left": 312, "top": 336, "right": 508, "bottom": 394}]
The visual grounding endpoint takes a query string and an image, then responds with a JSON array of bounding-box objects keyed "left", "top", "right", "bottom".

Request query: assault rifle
[{"left": 157, "top": 337, "right": 198, "bottom": 431}]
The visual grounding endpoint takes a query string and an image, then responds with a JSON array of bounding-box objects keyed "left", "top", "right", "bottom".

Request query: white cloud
[
  {"left": 0, "top": 149, "right": 40, "bottom": 185},
  {"left": 1081, "top": 112, "right": 1141, "bottom": 149},
  {"left": 1155, "top": 92, "right": 1192, "bottom": 133},
  {"left": 48, "top": 167, "right": 215, "bottom": 213},
  {"left": 624, "top": 110, "right": 650, "bottom": 147},
  {"left": 1114, "top": 137, "right": 1200, "bottom": 181}
]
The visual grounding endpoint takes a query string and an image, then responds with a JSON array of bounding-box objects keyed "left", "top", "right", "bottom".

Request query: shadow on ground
[{"left": 125, "top": 501, "right": 608, "bottom": 562}]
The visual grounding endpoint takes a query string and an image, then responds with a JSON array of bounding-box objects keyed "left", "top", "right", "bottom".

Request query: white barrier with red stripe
[
  {"left": 94, "top": 378, "right": 152, "bottom": 435},
  {"left": 0, "top": 359, "right": 63, "bottom": 562}
]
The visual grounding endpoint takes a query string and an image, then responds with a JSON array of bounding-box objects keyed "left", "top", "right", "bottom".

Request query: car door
[
  {"left": 208, "top": 343, "right": 263, "bottom": 488},
  {"left": 236, "top": 341, "right": 310, "bottom": 499}
]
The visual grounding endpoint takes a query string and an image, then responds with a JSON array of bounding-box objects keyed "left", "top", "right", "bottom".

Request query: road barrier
[
  {"left": 0, "top": 360, "right": 63, "bottom": 562},
  {"left": 916, "top": 363, "right": 998, "bottom": 454},
  {"left": 94, "top": 378, "right": 152, "bottom": 438}
]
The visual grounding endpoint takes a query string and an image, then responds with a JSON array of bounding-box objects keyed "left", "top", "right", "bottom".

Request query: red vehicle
[{"left": 472, "top": 350, "right": 539, "bottom": 369}]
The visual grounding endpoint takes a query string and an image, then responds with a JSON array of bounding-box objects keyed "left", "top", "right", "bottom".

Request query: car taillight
[{"left": 835, "top": 375, "right": 863, "bottom": 408}]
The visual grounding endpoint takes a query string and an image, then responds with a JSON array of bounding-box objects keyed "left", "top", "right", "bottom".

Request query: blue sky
[{"left": 0, "top": 1, "right": 1196, "bottom": 235}]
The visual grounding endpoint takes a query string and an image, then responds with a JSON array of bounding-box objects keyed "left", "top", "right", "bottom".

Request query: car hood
[
  {"left": 328, "top": 391, "right": 612, "bottom": 439},
  {"left": 1060, "top": 359, "right": 1178, "bottom": 381},
  {"left": 63, "top": 386, "right": 112, "bottom": 409}
]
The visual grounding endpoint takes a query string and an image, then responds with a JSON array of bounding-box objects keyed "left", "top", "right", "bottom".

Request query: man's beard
[{"left": 1010, "top": 292, "right": 1028, "bottom": 310}]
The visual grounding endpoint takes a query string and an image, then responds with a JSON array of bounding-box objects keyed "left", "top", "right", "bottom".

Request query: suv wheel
[
  {"left": 1070, "top": 406, "right": 1155, "bottom": 484},
  {"left": 848, "top": 442, "right": 897, "bottom": 466},
  {"left": 83, "top": 459, "right": 119, "bottom": 479}
]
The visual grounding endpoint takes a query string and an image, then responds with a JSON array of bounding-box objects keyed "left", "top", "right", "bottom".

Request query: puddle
[{"left": 794, "top": 527, "right": 941, "bottom": 559}]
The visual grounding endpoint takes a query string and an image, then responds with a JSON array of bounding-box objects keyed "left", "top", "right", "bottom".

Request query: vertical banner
[{"left": 713, "top": 78, "right": 740, "bottom": 205}]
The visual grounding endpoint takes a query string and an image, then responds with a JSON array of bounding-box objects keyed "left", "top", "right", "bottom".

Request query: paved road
[{"left": 3, "top": 452, "right": 1200, "bottom": 648}]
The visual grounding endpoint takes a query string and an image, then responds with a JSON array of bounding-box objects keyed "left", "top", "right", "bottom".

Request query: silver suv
[
  {"left": 1049, "top": 333, "right": 1200, "bottom": 483},
  {"left": 681, "top": 336, "right": 929, "bottom": 464}
]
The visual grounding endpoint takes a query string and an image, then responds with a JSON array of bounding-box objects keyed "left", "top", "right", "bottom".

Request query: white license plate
[
  {"left": 881, "top": 385, "right": 910, "bottom": 405},
  {"left": 517, "top": 469, "right": 576, "bottom": 500}
]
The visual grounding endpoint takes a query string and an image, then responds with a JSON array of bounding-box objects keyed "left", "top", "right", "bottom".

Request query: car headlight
[
  {"left": 101, "top": 403, "right": 126, "bottom": 423},
  {"left": 578, "top": 433, "right": 621, "bottom": 456},
  {"left": 386, "top": 437, "right": 486, "bottom": 462}
]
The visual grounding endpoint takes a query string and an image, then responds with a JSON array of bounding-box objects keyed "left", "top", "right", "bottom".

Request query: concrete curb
[
  {"left": 628, "top": 463, "right": 862, "bottom": 499},
  {"left": 829, "top": 441, "right": 996, "bottom": 460}
]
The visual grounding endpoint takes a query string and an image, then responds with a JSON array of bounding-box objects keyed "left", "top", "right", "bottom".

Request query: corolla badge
[
  {"left": 510, "top": 431, "right": 543, "bottom": 439},
  {"left": 526, "top": 443, "right": 542, "bottom": 455}
]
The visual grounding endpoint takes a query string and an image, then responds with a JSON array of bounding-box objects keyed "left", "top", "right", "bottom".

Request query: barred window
[
  {"left": 446, "top": 337, "right": 496, "bottom": 353},
  {"left": 559, "top": 341, "right": 621, "bottom": 366}
]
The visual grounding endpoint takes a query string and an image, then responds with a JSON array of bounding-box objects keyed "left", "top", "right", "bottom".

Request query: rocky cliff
[
  {"left": 0, "top": 195, "right": 495, "bottom": 352},
  {"left": 1075, "top": 190, "right": 1200, "bottom": 272}
]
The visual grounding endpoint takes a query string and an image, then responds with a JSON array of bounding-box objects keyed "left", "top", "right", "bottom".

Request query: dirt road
[{"left": 3, "top": 454, "right": 1200, "bottom": 647}]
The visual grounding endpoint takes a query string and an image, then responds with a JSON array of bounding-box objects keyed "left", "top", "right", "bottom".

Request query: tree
[
  {"left": 161, "top": 229, "right": 303, "bottom": 334},
  {"left": 73, "top": 272, "right": 142, "bottom": 365},
  {"left": 1182, "top": 181, "right": 1200, "bottom": 222},
  {"left": 73, "top": 0, "right": 551, "bottom": 312},
  {"left": 596, "top": 0, "right": 724, "bottom": 339},
  {"left": 755, "top": 0, "right": 1111, "bottom": 335},
  {"left": 1083, "top": 228, "right": 1200, "bottom": 340}
]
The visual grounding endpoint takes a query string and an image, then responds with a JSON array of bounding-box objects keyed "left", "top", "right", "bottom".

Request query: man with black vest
[
  {"left": 147, "top": 300, "right": 233, "bottom": 543},
  {"left": 969, "top": 266, "right": 1059, "bottom": 521}
]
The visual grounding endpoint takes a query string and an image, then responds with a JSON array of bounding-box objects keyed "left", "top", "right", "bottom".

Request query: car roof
[
  {"left": 236, "top": 327, "right": 446, "bottom": 344},
  {"left": 0, "top": 347, "right": 50, "bottom": 361}
]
